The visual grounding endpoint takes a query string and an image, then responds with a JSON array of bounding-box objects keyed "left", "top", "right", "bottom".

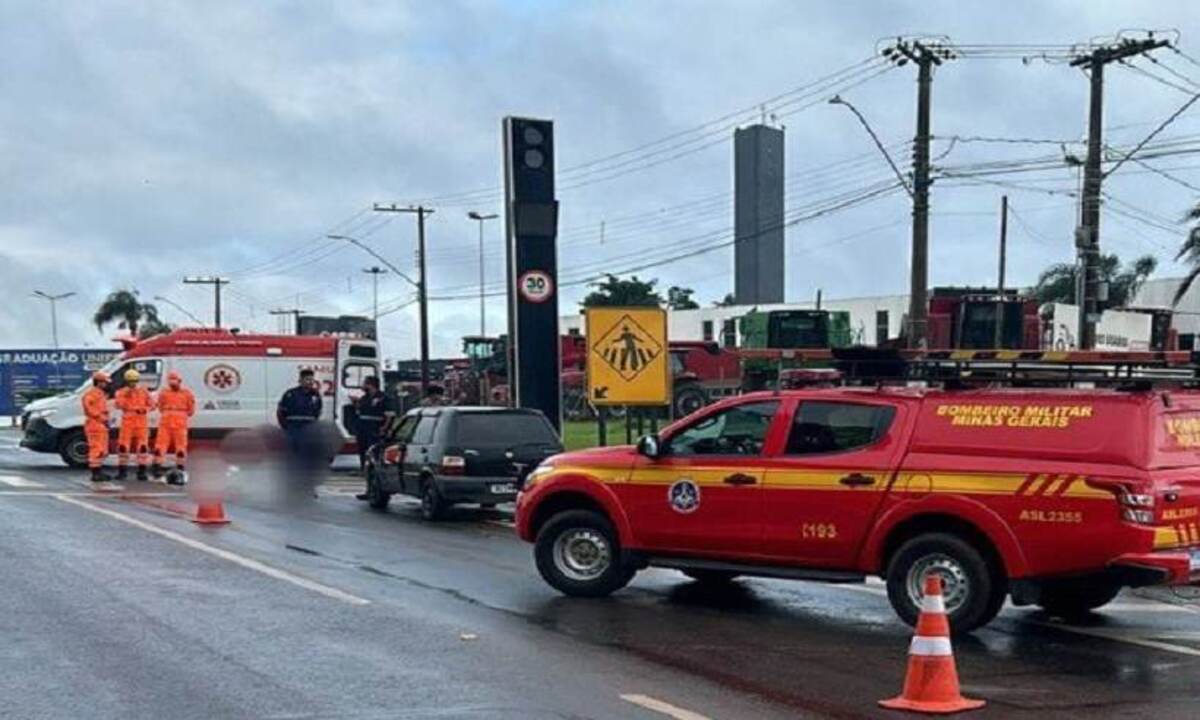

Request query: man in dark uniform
[
  {"left": 276, "top": 369, "right": 324, "bottom": 490},
  {"left": 353, "top": 376, "right": 390, "bottom": 500}
]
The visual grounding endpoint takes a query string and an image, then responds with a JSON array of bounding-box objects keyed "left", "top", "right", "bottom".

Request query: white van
[{"left": 20, "top": 328, "right": 380, "bottom": 467}]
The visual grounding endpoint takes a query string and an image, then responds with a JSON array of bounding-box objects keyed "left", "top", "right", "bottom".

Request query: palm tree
[
  {"left": 93, "top": 289, "right": 167, "bottom": 338},
  {"left": 1173, "top": 204, "right": 1200, "bottom": 305}
]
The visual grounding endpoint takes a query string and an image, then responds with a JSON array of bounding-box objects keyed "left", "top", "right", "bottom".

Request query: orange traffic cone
[
  {"left": 880, "top": 575, "right": 985, "bottom": 714},
  {"left": 192, "top": 499, "right": 230, "bottom": 525}
]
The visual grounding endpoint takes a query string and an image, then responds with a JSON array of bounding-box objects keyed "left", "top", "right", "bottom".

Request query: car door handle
[
  {"left": 839, "top": 473, "right": 875, "bottom": 487},
  {"left": 723, "top": 473, "right": 757, "bottom": 486}
]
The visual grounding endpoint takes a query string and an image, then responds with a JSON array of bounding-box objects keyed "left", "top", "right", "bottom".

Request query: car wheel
[
  {"left": 58, "top": 429, "right": 90, "bottom": 468},
  {"left": 535, "top": 509, "right": 634, "bottom": 597},
  {"left": 365, "top": 466, "right": 391, "bottom": 511},
  {"left": 681, "top": 569, "right": 739, "bottom": 584},
  {"left": 885, "top": 532, "right": 1006, "bottom": 634},
  {"left": 1037, "top": 580, "right": 1122, "bottom": 619},
  {"left": 420, "top": 478, "right": 445, "bottom": 521}
]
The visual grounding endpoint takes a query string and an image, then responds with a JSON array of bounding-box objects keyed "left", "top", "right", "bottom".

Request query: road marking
[
  {"left": 1031, "top": 620, "right": 1200, "bottom": 657},
  {"left": 54, "top": 494, "right": 370, "bottom": 606},
  {"left": 486, "top": 519, "right": 516, "bottom": 529},
  {"left": 0, "top": 474, "right": 43, "bottom": 488},
  {"left": 619, "top": 694, "right": 712, "bottom": 720}
]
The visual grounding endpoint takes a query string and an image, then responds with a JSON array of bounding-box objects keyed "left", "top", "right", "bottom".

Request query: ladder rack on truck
[{"left": 736, "top": 347, "right": 1200, "bottom": 389}]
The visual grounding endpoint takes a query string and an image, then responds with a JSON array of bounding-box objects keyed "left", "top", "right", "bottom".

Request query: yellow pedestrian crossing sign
[{"left": 586, "top": 307, "right": 670, "bottom": 406}]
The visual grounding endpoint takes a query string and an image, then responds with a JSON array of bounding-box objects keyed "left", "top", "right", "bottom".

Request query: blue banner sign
[{"left": 0, "top": 349, "right": 120, "bottom": 415}]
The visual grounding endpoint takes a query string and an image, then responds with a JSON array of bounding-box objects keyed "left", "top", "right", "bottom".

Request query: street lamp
[
  {"left": 153, "top": 295, "right": 206, "bottom": 327},
  {"left": 467, "top": 211, "right": 499, "bottom": 336},
  {"left": 828, "top": 95, "right": 913, "bottom": 198},
  {"left": 31, "top": 290, "right": 76, "bottom": 349}
]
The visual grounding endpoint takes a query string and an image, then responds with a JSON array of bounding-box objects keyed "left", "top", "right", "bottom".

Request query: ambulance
[{"left": 20, "top": 328, "right": 380, "bottom": 467}]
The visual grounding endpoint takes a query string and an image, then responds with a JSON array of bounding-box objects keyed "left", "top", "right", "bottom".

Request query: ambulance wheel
[
  {"left": 535, "top": 510, "right": 633, "bottom": 598},
  {"left": 1036, "top": 580, "right": 1122, "bottom": 619},
  {"left": 419, "top": 478, "right": 445, "bottom": 521},
  {"left": 885, "top": 532, "right": 1005, "bottom": 635},
  {"left": 682, "top": 569, "right": 739, "bottom": 585},
  {"left": 59, "top": 430, "right": 90, "bottom": 468},
  {"left": 365, "top": 466, "right": 390, "bottom": 511}
]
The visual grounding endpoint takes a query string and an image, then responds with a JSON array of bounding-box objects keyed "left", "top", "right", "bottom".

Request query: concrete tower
[{"left": 734, "top": 124, "right": 785, "bottom": 305}]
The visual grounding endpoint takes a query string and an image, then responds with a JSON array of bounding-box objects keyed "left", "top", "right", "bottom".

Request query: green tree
[
  {"left": 1033, "top": 253, "right": 1156, "bottom": 308},
  {"left": 93, "top": 289, "right": 170, "bottom": 338},
  {"left": 666, "top": 285, "right": 700, "bottom": 310},
  {"left": 714, "top": 293, "right": 737, "bottom": 307},
  {"left": 580, "top": 274, "right": 663, "bottom": 308},
  {"left": 1173, "top": 204, "right": 1200, "bottom": 304}
]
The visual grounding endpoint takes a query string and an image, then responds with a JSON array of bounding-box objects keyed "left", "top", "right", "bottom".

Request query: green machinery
[{"left": 738, "top": 309, "right": 852, "bottom": 390}]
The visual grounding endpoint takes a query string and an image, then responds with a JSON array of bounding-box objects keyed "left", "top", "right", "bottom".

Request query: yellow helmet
[{"left": 124, "top": 368, "right": 141, "bottom": 383}]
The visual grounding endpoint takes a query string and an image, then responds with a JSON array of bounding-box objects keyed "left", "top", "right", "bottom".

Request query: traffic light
[{"left": 504, "top": 117, "right": 561, "bottom": 430}]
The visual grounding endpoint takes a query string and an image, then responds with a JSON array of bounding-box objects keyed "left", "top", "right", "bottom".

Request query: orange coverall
[
  {"left": 81, "top": 387, "right": 110, "bottom": 469},
  {"left": 154, "top": 385, "right": 195, "bottom": 468},
  {"left": 115, "top": 386, "right": 154, "bottom": 468}
]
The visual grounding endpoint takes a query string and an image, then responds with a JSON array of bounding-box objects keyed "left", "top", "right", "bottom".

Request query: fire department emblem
[
  {"left": 204, "top": 364, "right": 241, "bottom": 394},
  {"left": 668, "top": 478, "right": 700, "bottom": 514}
]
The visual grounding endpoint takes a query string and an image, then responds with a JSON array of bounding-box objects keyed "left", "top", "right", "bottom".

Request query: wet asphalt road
[{"left": 4, "top": 431, "right": 1200, "bottom": 719}]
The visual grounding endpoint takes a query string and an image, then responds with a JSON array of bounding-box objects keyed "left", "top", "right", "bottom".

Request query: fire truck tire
[
  {"left": 1036, "top": 580, "right": 1122, "bottom": 619},
  {"left": 58, "top": 429, "right": 90, "bottom": 468},
  {"left": 885, "top": 532, "right": 1005, "bottom": 634},
  {"left": 535, "top": 510, "right": 634, "bottom": 598},
  {"left": 420, "top": 477, "right": 446, "bottom": 521},
  {"left": 681, "top": 569, "right": 739, "bottom": 585},
  {"left": 673, "top": 385, "right": 708, "bottom": 418},
  {"left": 365, "top": 466, "right": 391, "bottom": 511}
]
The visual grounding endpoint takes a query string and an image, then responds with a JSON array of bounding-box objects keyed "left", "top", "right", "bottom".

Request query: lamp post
[
  {"left": 31, "top": 290, "right": 76, "bottom": 349},
  {"left": 467, "top": 211, "right": 499, "bottom": 336}
]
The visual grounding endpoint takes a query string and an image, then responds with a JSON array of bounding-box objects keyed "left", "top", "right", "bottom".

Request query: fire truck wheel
[
  {"left": 420, "top": 478, "right": 446, "bottom": 521},
  {"left": 885, "top": 532, "right": 1005, "bottom": 634},
  {"left": 1036, "top": 580, "right": 1122, "bottom": 619},
  {"left": 673, "top": 385, "right": 708, "bottom": 418},
  {"left": 58, "top": 429, "right": 90, "bottom": 468},
  {"left": 681, "top": 569, "right": 739, "bottom": 585},
  {"left": 365, "top": 466, "right": 391, "bottom": 511},
  {"left": 535, "top": 510, "right": 634, "bottom": 597}
]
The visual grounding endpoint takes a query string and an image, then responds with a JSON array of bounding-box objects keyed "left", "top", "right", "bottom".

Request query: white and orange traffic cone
[
  {"left": 880, "top": 575, "right": 985, "bottom": 715},
  {"left": 192, "top": 498, "right": 229, "bottom": 525}
]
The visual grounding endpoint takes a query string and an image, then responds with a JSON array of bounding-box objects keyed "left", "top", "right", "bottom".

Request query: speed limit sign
[{"left": 518, "top": 270, "right": 554, "bottom": 303}]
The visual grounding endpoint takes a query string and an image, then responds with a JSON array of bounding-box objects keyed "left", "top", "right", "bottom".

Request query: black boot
[
  {"left": 115, "top": 466, "right": 128, "bottom": 481},
  {"left": 167, "top": 466, "right": 187, "bottom": 486},
  {"left": 90, "top": 468, "right": 108, "bottom": 483},
  {"left": 137, "top": 466, "right": 148, "bottom": 482},
  {"left": 151, "top": 462, "right": 164, "bottom": 478}
]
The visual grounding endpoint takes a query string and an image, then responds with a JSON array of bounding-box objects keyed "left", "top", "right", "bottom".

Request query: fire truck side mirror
[{"left": 637, "top": 434, "right": 661, "bottom": 459}]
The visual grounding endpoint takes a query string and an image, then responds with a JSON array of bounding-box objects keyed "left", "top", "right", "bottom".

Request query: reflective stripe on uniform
[{"left": 909, "top": 636, "right": 953, "bottom": 656}]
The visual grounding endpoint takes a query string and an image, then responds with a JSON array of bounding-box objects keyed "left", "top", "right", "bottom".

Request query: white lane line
[
  {"left": 486, "top": 520, "right": 516, "bottom": 529},
  {"left": 54, "top": 494, "right": 370, "bottom": 606},
  {"left": 620, "top": 694, "right": 712, "bottom": 720},
  {"left": 1030, "top": 620, "right": 1200, "bottom": 657},
  {"left": 0, "top": 474, "right": 43, "bottom": 488}
]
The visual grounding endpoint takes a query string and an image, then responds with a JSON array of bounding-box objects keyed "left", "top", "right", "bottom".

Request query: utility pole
[
  {"left": 183, "top": 276, "right": 230, "bottom": 328},
  {"left": 269, "top": 308, "right": 304, "bottom": 334},
  {"left": 882, "top": 38, "right": 956, "bottom": 348},
  {"left": 995, "top": 195, "right": 1008, "bottom": 349},
  {"left": 32, "top": 290, "right": 75, "bottom": 349},
  {"left": 373, "top": 203, "right": 433, "bottom": 395},
  {"left": 362, "top": 266, "right": 387, "bottom": 321},
  {"left": 1070, "top": 35, "right": 1170, "bottom": 349},
  {"left": 467, "top": 211, "right": 498, "bottom": 336}
]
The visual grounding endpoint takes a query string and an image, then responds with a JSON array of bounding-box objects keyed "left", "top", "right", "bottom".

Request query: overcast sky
[{"left": 4, "top": 1, "right": 1200, "bottom": 358}]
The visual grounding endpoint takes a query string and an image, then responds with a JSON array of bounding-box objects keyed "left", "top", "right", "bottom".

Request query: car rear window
[{"left": 454, "top": 413, "right": 558, "bottom": 446}]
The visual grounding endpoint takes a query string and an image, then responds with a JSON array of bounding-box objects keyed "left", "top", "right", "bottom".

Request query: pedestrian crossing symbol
[{"left": 586, "top": 307, "right": 670, "bottom": 406}]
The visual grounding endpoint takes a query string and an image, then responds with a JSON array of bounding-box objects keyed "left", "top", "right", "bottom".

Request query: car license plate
[
  {"left": 489, "top": 483, "right": 516, "bottom": 494},
  {"left": 1190, "top": 549, "right": 1200, "bottom": 573}
]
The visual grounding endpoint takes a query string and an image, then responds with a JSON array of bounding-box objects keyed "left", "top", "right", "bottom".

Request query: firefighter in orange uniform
[
  {"left": 114, "top": 368, "right": 154, "bottom": 481},
  {"left": 81, "top": 371, "right": 112, "bottom": 483},
  {"left": 153, "top": 371, "right": 195, "bottom": 484}
]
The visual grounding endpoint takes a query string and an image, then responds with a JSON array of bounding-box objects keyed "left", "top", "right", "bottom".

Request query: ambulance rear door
[{"left": 335, "top": 339, "right": 380, "bottom": 439}]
